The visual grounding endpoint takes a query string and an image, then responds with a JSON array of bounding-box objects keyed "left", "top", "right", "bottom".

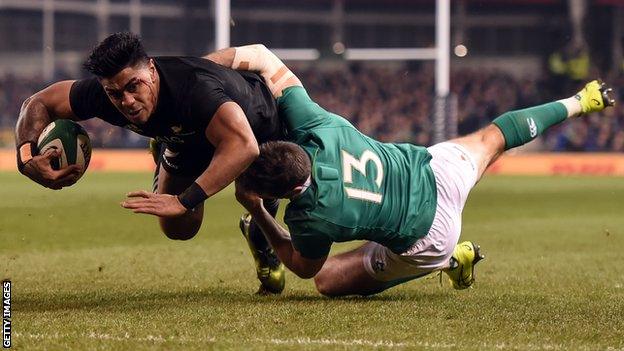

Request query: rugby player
[
  {"left": 214, "top": 44, "right": 615, "bottom": 296},
  {"left": 15, "top": 33, "right": 285, "bottom": 294}
]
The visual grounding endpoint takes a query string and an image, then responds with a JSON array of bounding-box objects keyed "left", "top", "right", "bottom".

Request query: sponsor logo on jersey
[
  {"left": 170, "top": 125, "right": 195, "bottom": 136},
  {"left": 163, "top": 148, "right": 180, "bottom": 158},
  {"left": 124, "top": 124, "right": 143, "bottom": 133},
  {"left": 527, "top": 118, "right": 538, "bottom": 138},
  {"left": 156, "top": 136, "right": 185, "bottom": 144},
  {"left": 162, "top": 152, "right": 180, "bottom": 170}
]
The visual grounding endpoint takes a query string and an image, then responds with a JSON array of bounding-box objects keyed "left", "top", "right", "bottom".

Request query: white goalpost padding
[{"left": 214, "top": 0, "right": 230, "bottom": 50}]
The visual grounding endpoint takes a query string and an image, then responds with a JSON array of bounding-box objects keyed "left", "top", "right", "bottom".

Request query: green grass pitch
[{"left": 1, "top": 171, "right": 623, "bottom": 350}]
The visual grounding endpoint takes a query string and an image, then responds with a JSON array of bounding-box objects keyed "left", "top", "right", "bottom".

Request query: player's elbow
[
  {"left": 19, "top": 95, "right": 41, "bottom": 115},
  {"left": 241, "top": 137, "right": 259, "bottom": 162},
  {"left": 248, "top": 44, "right": 270, "bottom": 55},
  {"left": 248, "top": 43, "right": 266, "bottom": 50},
  {"left": 245, "top": 44, "right": 279, "bottom": 67},
  {"left": 248, "top": 140, "right": 260, "bottom": 158},
  {"left": 16, "top": 96, "right": 49, "bottom": 131},
  {"left": 20, "top": 96, "right": 33, "bottom": 111}
]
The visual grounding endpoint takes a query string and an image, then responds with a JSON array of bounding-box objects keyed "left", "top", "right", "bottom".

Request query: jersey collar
[{"left": 291, "top": 175, "right": 312, "bottom": 198}]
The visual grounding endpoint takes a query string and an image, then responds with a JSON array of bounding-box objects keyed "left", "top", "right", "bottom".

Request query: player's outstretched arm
[
  {"left": 122, "top": 102, "right": 259, "bottom": 218},
  {"left": 15, "top": 81, "right": 82, "bottom": 189},
  {"left": 193, "top": 102, "right": 259, "bottom": 199},
  {"left": 235, "top": 181, "right": 327, "bottom": 279},
  {"left": 205, "top": 44, "right": 302, "bottom": 98}
]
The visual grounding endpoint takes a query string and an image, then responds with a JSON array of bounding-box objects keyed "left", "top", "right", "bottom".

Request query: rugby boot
[
  {"left": 239, "top": 213, "right": 286, "bottom": 294},
  {"left": 443, "top": 241, "right": 485, "bottom": 290},
  {"left": 574, "top": 80, "right": 615, "bottom": 114}
]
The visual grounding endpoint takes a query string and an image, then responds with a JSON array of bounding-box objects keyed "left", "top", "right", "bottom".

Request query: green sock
[{"left": 492, "top": 102, "right": 568, "bottom": 150}]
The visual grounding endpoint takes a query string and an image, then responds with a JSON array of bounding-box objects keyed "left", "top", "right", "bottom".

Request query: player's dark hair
[
  {"left": 238, "top": 141, "right": 311, "bottom": 198},
  {"left": 83, "top": 32, "right": 149, "bottom": 78}
]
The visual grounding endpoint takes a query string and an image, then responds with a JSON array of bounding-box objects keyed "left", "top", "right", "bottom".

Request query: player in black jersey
[{"left": 14, "top": 32, "right": 285, "bottom": 294}]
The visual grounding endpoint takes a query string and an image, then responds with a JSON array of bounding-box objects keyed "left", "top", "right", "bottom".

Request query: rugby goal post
[{"left": 214, "top": 0, "right": 455, "bottom": 143}]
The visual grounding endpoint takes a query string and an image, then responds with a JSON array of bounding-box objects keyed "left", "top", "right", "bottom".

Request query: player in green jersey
[{"left": 208, "top": 44, "right": 615, "bottom": 296}]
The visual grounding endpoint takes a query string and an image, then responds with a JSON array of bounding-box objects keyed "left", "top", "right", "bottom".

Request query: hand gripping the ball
[{"left": 21, "top": 148, "right": 82, "bottom": 190}]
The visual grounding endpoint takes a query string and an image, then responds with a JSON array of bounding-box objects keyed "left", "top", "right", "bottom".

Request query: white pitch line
[
  {"left": 13, "top": 332, "right": 624, "bottom": 350},
  {"left": 14, "top": 332, "right": 217, "bottom": 344},
  {"left": 261, "top": 337, "right": 420, "bottom": 348},
  {"left": 16, "top": 332, "right": 419, "bottom": 348}
]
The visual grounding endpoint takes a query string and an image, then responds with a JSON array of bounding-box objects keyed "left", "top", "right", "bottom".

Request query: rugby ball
[{"left": 37, "top": 119, "right": 92, "bottom": 177}]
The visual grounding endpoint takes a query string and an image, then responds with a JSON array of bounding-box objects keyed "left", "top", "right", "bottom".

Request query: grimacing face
[{"left": 100, "top": 59, "right": 159, "bottom": 125}]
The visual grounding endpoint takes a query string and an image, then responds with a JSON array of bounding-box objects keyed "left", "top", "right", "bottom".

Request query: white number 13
[{"left": 342, "top": 149, "right": 384, "bottom": 203}]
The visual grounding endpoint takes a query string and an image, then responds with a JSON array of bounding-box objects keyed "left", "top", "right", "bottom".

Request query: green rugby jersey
[{"left": 279, "top": 87, "right": 437, "bottom": 259}]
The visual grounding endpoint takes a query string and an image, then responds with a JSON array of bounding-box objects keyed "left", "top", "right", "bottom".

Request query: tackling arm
[
  {"left": 204, "top": 44, "right": 302, "bottom": 98},
  {"left": 235, "top": 182, "right": 326, "bottom": 279}
]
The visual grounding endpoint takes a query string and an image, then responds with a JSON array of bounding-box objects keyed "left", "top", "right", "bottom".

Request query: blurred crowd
[
  {"left": 297, "top": 64, "right": 624, "bottom": 152},
  {"left": 0, "top": 73, "right": 147, "bottom": 148},
  {"left": 1, "top": 65, "right": 623, "bottom": 152}
]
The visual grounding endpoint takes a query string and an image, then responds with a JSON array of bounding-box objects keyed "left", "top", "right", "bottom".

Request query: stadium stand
[{"left": 1, "top": 67, "right": 622, "bottom": 151}]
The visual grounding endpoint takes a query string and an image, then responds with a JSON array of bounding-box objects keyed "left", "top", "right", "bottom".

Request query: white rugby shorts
[{"left": 362, "top": 142, "right": 479, "bottom": 282}]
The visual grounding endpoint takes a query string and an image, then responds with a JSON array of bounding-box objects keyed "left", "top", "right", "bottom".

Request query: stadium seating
[{"left": 1, "top": 67, "right": 622, "bottom": 151}]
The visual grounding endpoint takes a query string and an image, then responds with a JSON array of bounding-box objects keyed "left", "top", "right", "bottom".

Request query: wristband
[
  {"left": 16, "top": 141, "right": 38, "bottom": 173},
  {"left": 177, "top": 182, "right": 208, "bottom": 210}
]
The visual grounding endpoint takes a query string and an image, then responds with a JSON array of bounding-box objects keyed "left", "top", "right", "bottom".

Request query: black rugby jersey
[{"left": 69, "top": 56, "right": 283, "bottom": 155}]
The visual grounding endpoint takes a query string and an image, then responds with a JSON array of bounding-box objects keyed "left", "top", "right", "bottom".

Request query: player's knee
[
  {"left": 159, "top": 219, "right": 201, "bottom": 241},
  {"left": 315, "top": 273, "right": 384, "bottom": 297},
  {"left": 163, "top": 230, "right": 198, "bottom": 241},
  {"left": 314, "top": 266, "right": 352, "bottom": 297},
  {"left": 314, "top": 273, "right": 341, "bottom": 297},
  {"left": 161, "top": 227, "right": 199, "bottom": 240}
]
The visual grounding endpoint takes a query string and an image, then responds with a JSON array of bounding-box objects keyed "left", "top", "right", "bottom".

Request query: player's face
[{"left": 101, "top": 60, "right": 159, "bottom": 125}]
